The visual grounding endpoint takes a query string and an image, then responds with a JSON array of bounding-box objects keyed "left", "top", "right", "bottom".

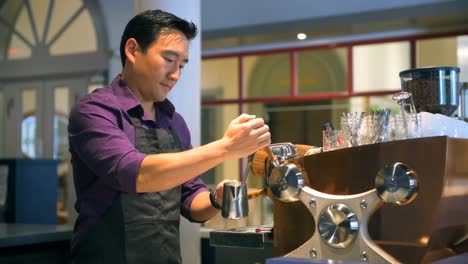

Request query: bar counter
[{"left": 0, "top": 223, "right": 73, "bottom": 263}]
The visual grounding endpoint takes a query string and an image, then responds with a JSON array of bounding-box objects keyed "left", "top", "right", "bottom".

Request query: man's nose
[{"left": 167, "top": 65, "right": 181, "bottom": 81}]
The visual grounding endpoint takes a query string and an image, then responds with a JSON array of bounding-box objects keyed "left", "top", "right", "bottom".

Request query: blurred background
[{"left": 0, "top": 0, "right": 467, "bottom": 263}]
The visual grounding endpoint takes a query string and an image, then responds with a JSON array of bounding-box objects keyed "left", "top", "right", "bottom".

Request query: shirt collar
[{"left": 111, "top": 75, "right": 176, "bottom": 119}]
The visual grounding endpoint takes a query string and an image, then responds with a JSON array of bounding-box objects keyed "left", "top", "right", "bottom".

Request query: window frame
[
  {"left": 201, "top": 30, "right": 468, "bottom": 182},
  {"left": 202, "top": 30, "right": 468, "bottom": 107}
]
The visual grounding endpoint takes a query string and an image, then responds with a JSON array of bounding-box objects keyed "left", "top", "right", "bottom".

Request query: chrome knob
[
  {"left": 268, "top": 163, "right": 304, "bottom": 202},
  {"left": 318, "top": 203, "right": 359, "bottom": 249},
  {"left": 375, "top": 162, "right": 418, "bottom": 205}
]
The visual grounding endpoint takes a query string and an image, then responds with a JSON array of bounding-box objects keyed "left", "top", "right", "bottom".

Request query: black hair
[{"left": 119, "top": 9, "right": 198, "bottom": 67}]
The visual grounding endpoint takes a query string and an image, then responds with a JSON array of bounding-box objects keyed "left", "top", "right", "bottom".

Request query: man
[{"left": 68, "top": 9, "right": 271, "bottom": 264}]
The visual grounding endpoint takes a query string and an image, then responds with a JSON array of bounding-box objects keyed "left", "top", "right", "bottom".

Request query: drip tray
[{"left": 209, "top": 224, "right": 273, "bottom": 249}]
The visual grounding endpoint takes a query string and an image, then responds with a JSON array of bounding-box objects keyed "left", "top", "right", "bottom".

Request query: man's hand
[
  {"left": 213, "top": 179, "right": 233, "bottom": 207},
  {"left": 221, "top": 113, "right": 271, "bottom": 159}
]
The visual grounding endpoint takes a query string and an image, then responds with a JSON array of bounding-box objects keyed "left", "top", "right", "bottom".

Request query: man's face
[{"left": 131, "top": 30, "right": 189, "bottom": 102}]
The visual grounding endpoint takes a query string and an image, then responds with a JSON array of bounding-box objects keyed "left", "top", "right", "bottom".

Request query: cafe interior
[{"left": 0, "top": 0, "right": 467, "bottom": 263}]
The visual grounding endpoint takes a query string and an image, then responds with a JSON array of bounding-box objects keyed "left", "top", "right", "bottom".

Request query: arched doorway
[{"left": 0, "top": 0, "right": 109, "bottom": 224}]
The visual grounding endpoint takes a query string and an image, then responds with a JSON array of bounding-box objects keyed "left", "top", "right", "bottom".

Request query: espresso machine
[
  {"left": 210, "top": 66, "right": 468, "bottom": 263},
  {"left": 211, "top": 139, "right": 468, "bottom": 263}
]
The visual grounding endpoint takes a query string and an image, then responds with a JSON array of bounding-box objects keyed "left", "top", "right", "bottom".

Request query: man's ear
[{"left": 125, "top": 38, "right": 139, "bottom": 64}]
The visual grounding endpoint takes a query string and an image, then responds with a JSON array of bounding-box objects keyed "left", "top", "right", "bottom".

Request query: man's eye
[{"left": 164, "top": 57, "right": 174, "bottom": 62}]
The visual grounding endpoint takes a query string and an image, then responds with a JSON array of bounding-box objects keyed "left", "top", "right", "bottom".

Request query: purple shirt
[{"left": 68, "top": 75, "right": 208, "bottom": 249}]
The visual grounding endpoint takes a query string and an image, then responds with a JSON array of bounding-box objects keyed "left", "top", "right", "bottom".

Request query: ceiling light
[{"left": 297, "top": 33, "right": 307, "bottom": 40}]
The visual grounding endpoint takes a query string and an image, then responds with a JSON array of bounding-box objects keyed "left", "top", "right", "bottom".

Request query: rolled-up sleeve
[
  {"left": 181, "top": 176, "right": 209, "bottom": 222},
  {"left": 69, "top": 97, "right": 145, "bottom": 194}
]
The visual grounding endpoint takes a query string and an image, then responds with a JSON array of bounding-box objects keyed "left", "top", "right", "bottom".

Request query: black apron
[{"left": 73, "top": 112, "right": 183, "bottom": 264}]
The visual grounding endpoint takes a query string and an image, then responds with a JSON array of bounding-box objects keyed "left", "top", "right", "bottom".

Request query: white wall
[
  {"left": 458, "top": 36, "right": 468, "bottom": 82},
  {"left": 98, "top": 0, "right": 134, "bottom": 80}
]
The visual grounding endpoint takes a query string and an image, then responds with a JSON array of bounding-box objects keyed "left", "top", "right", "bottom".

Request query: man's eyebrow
[{"left": 163, "top": 50, "right": 189, "bottom": 63}]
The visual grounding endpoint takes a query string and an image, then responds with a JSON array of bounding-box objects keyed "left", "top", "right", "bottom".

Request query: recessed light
[{"left": 297, "top": 33, "right": 307, "bottom": 40}]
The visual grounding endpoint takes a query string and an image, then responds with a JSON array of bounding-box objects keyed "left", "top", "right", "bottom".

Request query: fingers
[
  {"left": 251, "top": 124, "right": 269, "bottom": 138},
  {"left": 217, "top": 179, "right": 232, "bottom": 189},
  {"left": 215, "top": 179, "right": 234, "bottom": 205},
  {"left": 249, "top": 121, "right": 270, "bottom": 147},
  {"left": 258, "top": 137, "right": 272, "bottom": 149},
  {"left": 257, "top": 132, "right": 271, "bottom": 145},
  {"left": 231, "top": 114, "right": 265, "bottom": 131},
  {"left": 232, "top": 113, "right": 256, "bottom": 124},
  {"left": 243, "top": 117, "right": 265, "bottom": 128},
  {"left": 224, "top": 113, "right": 271, "bottom": 158},
  {"left": 241, "top": 118, "right": 270, "bottom": 150}
]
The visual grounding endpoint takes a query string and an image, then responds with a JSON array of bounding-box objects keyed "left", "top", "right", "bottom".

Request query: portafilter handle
[{"left": 263, "top": 146, "right": 281, "bottom": 168}]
